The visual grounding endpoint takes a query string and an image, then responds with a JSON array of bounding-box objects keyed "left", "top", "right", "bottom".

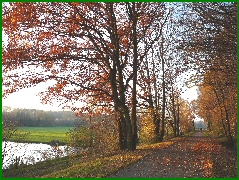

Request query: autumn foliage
[
  {"left": 2, "top": 2, "right": 237, "bottom": 150},
  {"left": 3, "top": 2, "right": 169, "bottom": 150},
  {"left": 181, "top": 3, "right": 237, "bottom": 144}
]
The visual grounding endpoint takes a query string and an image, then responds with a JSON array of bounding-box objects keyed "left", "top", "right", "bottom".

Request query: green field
[{"left": 6, "top": 126, "right": 74, "bottom": 144}]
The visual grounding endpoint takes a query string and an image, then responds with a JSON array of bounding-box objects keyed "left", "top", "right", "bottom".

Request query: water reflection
[{"left": 2, "top": 141, "right": 81, "bottom": 169}]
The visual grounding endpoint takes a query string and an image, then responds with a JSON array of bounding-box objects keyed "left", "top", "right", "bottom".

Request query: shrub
[{"left": 67, "top": 126, "right": 94, "bottom": 148}]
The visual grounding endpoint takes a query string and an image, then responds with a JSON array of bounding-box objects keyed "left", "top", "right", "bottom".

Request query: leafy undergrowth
[
  {"left": 138, "top": 139, "right": 176, "bottom": 150},
  {"left": 192, "top": 138, "right": 237, "bottom": 178},
  {"left": 43, "top": 139, "right": 178, "bottom": 178},
  {"left": 41, "top": 150, "right": 150, "bottom": 178},
  {"left": 2, "top": 138, "right": 178, "bottom": 178},
  {"left": 184, "top": 131, "right": 195, "bottom": 136}
]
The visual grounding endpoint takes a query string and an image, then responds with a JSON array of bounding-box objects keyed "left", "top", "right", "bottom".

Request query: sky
[
  {"left": 2, "top": 81, "right": 199, "bottom": 111},
  {"left": 181, "top": 86, "right": 198, "bottom": 102},
  {"left": 2, "top": 81, "right": 64, "bottom": 111}
]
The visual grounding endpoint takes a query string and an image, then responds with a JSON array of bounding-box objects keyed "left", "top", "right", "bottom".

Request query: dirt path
[{"left": 108, "top": 132, "right": 237, "bottom": 178}]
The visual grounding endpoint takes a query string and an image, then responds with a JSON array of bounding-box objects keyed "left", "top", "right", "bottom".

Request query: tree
[
  {"left": 179, "top": 100, "right": 195, "bottom": 134},
  {"left": 2, "top": 2, "right": 166, "bottom": 150},
  {"left": 177, "top": 3, "right": 237, "bottom": 144},
  {"left": 136, "top": 4, "right": 188, "bottom": 142},
  {"left": 167, "top": 86, "right": 181, "bottom": 137},
  {"left": 197, "top": 71, "right": 237, "bottom": 144},
  {"left": 177, "top": 2, "right": 237, "bottom": 89}
]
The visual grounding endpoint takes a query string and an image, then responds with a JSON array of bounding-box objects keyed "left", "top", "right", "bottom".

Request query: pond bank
[{"left": 2, "top": 141, "right": 81, "bottom": 169}]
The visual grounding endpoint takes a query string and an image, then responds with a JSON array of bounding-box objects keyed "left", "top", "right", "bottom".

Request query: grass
[
  {"left": 184, "top": 131, "right": 195, "bottom": 136},
  {"left": 41, "top": 150, "right": 152, "bottom": 178},
  {"left": 203, "top": 131, "right": 211, "bottom": 137},
  {"left": 5, "top": 126, "right": 73, "bottom": 144}
]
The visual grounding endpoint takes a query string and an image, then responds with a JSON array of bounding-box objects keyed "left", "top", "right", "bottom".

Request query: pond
[{"left": 2, "top": 141, "right": 82, "bottom": 169}]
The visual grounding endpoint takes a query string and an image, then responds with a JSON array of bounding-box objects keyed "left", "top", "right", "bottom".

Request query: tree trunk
[
  {"left": 109, "top": 3, "right": 134, "bottom": 150},
  {"left": 224, "top": 107, "right": 234, "bottom": 144},
  {"left": 171, "top": 86, "right": 177, "bottom": 137},
  {"left": 121, "top": 105, "right": 132, "bottom": 149},
  {"left": 128, "top": 2, "right": 138, "bottom": 150},
  {"left": 110, "top": 61, "right": 126, "bottom": 150},
  {"left": 212, "top": 87, "right": 229, "bottom": 139},
  {"left": 159, "top": 50, "right": 165, "bottom": 142},
  {"left": 116, "top": 111, "right": 123, "bottom": 150},
  {"left": 108, "top": 4, "right": 127, "bottom": 150},
  {"left": 152, "top": 52, "right": 160, "bottom": 142},
  {"left": 176, "top": 99, "right": 180, "bottom": 136}
]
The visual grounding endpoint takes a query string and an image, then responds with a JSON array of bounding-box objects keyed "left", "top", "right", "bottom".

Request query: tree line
[
  {"left": 2, "top": 107, "right": 87, "bottom": 127},
  {"left": 2, "top": 2, "right": 237, "bottom": 150},
  {"left": 180, "top": 3, "right": 237, "bottom": 145}
]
